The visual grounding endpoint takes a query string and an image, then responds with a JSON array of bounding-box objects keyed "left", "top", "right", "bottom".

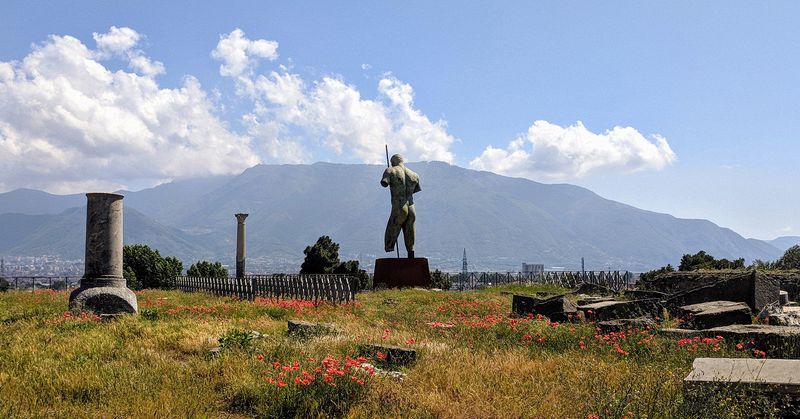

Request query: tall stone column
[
  {"left": 235, "top": 213, "right": 248, "bottom": 279},
  {"left": 69, "top": 193, "right": 138, "bottom": 314}
]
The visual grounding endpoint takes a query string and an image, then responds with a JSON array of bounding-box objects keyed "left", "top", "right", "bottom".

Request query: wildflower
[
  {"left": 736, "top": 343, "right": 744, "bottom": 350},
  {"left": 753, "top": 349, "right": 766, "bottom": 358},
  {"left": 376, "top": 351, "right": 388, "bottom": 360},
  {"left": 273, "top": 361, "right": 281, "bottom": 369},
  {"left": 277, "top": 380, "right": 287, "bottom": 387},
  {"left": 257, "top": 354, "right": 264, "bottom": 361},
  {"left": 405, "top": 338, "right": 416, "bottom": 345}
]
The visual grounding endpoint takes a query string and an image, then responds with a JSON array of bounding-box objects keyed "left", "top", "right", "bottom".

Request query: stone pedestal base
[
  {"left": 69, "top": 286, "right": 138, "bottom": 315},
  {"left": 373, "top": 258, "right": 431, "bottom": 288}
]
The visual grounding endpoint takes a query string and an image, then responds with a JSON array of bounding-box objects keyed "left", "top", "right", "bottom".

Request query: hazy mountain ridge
[{"left": 0, "top": 162, "right": 787, "bottom": 271}]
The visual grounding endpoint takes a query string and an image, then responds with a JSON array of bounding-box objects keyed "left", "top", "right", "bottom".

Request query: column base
[{"left": 69, "top": 286, "right": 138, "bottom": 315}]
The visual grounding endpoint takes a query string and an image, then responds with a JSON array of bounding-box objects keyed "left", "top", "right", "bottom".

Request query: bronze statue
[{"left": 381, "top": 154, "right": 421, "bottom": 258}]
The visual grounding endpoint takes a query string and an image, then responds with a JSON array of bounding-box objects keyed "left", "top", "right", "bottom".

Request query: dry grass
[{"left": 0, "top": 286, "right": 781, "bottom": 418}]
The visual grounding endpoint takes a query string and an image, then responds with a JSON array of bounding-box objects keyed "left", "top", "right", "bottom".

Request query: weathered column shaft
[
  {"left": 235, "top": 213, "right": 248, "bottom": 278},
  {"left": 83, "top": 193, "right": 125, "bottom": 287}
]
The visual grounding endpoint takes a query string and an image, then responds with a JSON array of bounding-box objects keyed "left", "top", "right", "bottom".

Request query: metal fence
[
  {"left": 449, "top": 271, "right": 633, "bottom": 291},
  {"left": 1, "top": 276, "right": 81, "bottom": 292},
  {"left": 174, "top": 274, "right": 358, "bottom": 303}
]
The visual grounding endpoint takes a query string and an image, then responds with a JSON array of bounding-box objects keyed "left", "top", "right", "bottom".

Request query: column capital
[{"left": 235, "top": 213, "right": 249, "bottom": 223}]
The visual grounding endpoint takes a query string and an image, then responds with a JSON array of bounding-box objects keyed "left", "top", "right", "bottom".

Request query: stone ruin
[
  {"left": 511, "top": 270, "right": 800, "bottom": 359},
  {"left": 68, "top": 193, "right": 138, "bottom": 315}
]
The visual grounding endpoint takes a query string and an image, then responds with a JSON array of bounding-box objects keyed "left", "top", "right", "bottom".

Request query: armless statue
[{"left": 380, "top": 154, "right": 421, "bottom": 258}]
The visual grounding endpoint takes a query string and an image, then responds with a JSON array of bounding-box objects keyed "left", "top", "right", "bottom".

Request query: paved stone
[{"left": 678, "top": 301, "right": 752, "bottom": 330}]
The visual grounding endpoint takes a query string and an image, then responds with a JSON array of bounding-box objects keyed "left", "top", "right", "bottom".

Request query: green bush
[
  {"left": 430, "top": 269, "right": 452, "bottom": 290},
  {"left": 300, "top": 235, "right": 370, "bottom": 291},
  {"left": 123, "top": 244, "right": 183, "bottom": 290},
  {"left": 187, "top": 260, "right": 228, "bottom": 278}
]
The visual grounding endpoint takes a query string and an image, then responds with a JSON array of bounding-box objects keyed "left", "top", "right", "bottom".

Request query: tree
[
  {"left": 679, "top": 251, "right": 745, "bottom": 271},
  {"left": 300, "top": 236, "right": 340, "bottom": 274},
  {"left": 123, "top": 244, "right": 183, "bottom": 290},
  {"left": 187, "top": 261, "right": 228, "bottom": 278},
  {"left": 300, "top": 235, "right": 370, "bottom": 290},
  {"left": 777, "top": 245, "right": 800, "bottom": 270}
]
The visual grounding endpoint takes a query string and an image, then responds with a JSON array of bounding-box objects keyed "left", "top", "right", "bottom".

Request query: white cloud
[
  {"left": 470, "top": 120, "right": 676, "bottom": 180},
  {"left": 0, "top": 28, "right": 259, "bottom": 193},
  {"left": 212, "top": 29, "right": 456, "bottom": 164},
  {"left": 93, "top": 26, "right": 140, "bottom": 54},
  {"left": 211, "top": 28, "right": 278, "bottom": 78}
]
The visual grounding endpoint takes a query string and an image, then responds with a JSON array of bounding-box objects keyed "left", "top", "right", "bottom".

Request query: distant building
[{"left": 521, "top": 263, "right": 544, "bottom": 274}]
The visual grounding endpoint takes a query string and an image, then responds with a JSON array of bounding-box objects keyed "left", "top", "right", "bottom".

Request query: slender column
[
  {"left": 69, "top": 193, "right": 137, "bottom": 314},
  {"left": 235, "top": 213, "right": 248, "bottom": 279}
]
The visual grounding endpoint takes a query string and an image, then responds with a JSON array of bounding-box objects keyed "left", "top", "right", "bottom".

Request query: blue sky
[{"left": 1, "top": 1, "right": 797, "bottom": 240}]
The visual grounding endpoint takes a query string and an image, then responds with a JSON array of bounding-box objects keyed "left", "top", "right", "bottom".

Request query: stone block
[
  {"left": 662, "top": 271, "right": 780, "bottom": 314},
  {"left": 287, "top": 319, "right": 337, "bottom": 337},
  {"left": 576, "top": 296, "right": 616, "bottom": 306},
  {"left": 678, "top": 301, "right": 752, "bottom": 330},
  {"left": 580, "top": 299, "right": 663, "bottom": 322},
  {"left": 684, "top": 358, "right": 800, "bottom": 411},
  {"left": 512, "top": 294, "right": 577, "bottom": 322},
  {"left": 707, "top": 325, "right": 800, "bottom": 359},
  {"left": 769, "top": 306, "right": 800, "bottom": 327},
  {"left": 359, "top": 344, "right": 416, "bottom": 368},
  {"left": 373, "top": 258, "right": 431, "bottom": 288},
  {"left": 597, "top": 317, "right": 656, "bottom": 333},
  {"left": 622, "top": 289, "right": 668, "bottom": 300}
]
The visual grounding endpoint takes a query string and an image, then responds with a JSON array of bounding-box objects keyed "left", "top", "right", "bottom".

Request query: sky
[{"left": 0, "top": 1, "right": 797, "bottom": 240}]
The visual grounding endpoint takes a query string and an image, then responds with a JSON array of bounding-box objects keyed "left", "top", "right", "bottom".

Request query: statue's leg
[
  {"left": 403, "top": 205, "right": 416, "bottom": 257},
  {"left": 384, "top": 206, "right": 405, "bottom": 252}
]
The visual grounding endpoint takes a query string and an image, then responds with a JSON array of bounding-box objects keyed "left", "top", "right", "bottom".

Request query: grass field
[{"left": 0, "top": 286, "right": 783, "bottom": 418}]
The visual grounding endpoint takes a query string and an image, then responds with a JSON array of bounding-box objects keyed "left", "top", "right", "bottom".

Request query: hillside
[{"left": 0, "top": 162, "right": 785, "bottom": 271}]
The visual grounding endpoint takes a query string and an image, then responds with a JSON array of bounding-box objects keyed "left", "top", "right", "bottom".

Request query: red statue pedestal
[{"left": 373, "top": 258, "right": 432, "bottom": 288}]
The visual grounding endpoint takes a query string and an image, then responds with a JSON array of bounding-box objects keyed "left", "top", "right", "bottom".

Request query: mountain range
[{"left": 0, "top": 162, "right": 797, "bottom": 272}]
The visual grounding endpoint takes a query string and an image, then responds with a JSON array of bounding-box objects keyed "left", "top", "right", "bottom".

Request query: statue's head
[{"left": 390, "top": 154, "right": 404, "bottom": 167}]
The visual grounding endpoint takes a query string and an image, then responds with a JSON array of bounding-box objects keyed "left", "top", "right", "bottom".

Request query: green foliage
[
  {"left": 0, "top": 276, "right": 9, "bottom": 292},
  {"left": 776, "top": 245, "right": 800, "bottom": 270},
  {"left": 640, "top": 264, "right": 675, "bottom": 282},
  {"left": 187, "top": 260, "right": 228, "bottom": 278},
  {"left": 430, "top": 269, "right": 452, "bottom": 290},
  {"left": 678, "top": 251, "right": 745, "bottom": 271},
  {"left": 218, "top": 328, "right": 256, "bottom": 350},
  {"left": 300, "top": 235, "right": 340, "bottom": 274},
  {"left": 300, "top": 236, "right": 370, "bottom": 290},
  {"left": 123, "top": 244, "right": 183, "bottom": 290},
  {"left": 139, "top": 308, "right": 159, "bottom": 321}
]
